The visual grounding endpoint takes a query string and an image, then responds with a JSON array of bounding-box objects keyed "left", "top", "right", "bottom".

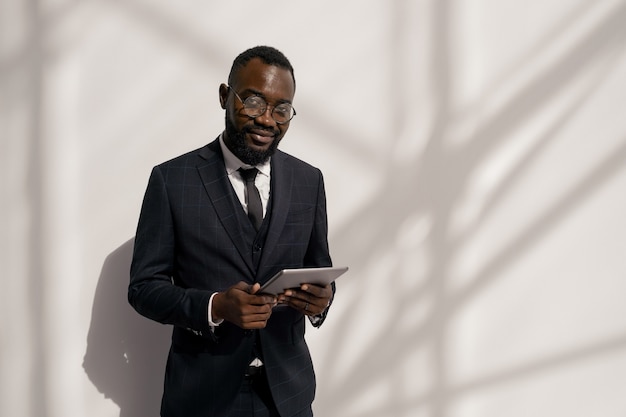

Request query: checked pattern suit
[{"left": 129, "top": 138, "right": 334, "bottom": 417}]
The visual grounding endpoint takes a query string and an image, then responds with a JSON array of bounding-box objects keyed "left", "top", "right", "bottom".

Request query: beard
[{"left": 224, "top": 113, "right": 281, "bottom": 166}]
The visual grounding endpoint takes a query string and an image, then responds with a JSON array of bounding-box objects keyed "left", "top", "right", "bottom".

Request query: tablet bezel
[{"left": 259, "top": 266, "right": 348, "bottom": 295}]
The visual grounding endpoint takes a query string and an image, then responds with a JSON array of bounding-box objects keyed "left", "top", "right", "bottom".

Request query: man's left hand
[{"left": 277, "top": 283, "right": 333, "bottom": 316}]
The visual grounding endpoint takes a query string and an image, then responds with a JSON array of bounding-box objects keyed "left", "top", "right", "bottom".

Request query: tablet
[{"left": 259, "top": 266, "right": 348, "bottom": 295}]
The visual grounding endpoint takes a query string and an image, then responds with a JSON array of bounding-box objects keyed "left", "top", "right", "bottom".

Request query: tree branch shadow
[{"left": 313, "top": 1, "right": 626, "bottom": 416}]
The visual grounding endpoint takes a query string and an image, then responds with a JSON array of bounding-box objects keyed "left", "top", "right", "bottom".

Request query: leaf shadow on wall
[{"left": 83, "top": 238, "right": 171, "bottom": 417}]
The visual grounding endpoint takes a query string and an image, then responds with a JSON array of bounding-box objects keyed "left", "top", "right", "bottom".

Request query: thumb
[
  {"left": 248, "top": 282, "right": 261, "bottom": 294},
  {"left": 231, "top": 281, "right": 254, "bottom": 293}
]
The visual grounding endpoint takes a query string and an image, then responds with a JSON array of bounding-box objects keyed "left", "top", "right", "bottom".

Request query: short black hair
[{"left": 228, "top": 46, "right": 296, "bottom": 89}]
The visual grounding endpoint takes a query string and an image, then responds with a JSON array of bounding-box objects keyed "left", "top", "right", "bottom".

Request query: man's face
[{"left": 220, "top": 58, "right": 295, "bottom": 165}]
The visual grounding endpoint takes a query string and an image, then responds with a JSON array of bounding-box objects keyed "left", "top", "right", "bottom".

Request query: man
[{"left": 128, "top": 46, "right": 335, "bottom": 417}]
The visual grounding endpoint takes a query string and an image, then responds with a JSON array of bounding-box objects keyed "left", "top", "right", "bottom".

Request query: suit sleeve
[
  {"left": 304, "top": 169, "right": 336, "bottom": 328},
  {"left": 128, "top": 166, "right": 213, "bottom": 337}
]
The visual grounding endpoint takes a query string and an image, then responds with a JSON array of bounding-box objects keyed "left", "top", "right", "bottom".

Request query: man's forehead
[{"left": 232, "top": 59, "right": 294, "bottom": 93}]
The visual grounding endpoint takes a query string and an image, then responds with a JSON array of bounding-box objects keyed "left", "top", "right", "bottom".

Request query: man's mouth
[{"left": 246, "top": 129, "right": 276, "bottom": 146}]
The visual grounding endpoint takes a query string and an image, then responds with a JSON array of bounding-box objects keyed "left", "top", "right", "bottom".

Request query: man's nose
[{"left": 254, "top": 107, "right": 278, "bottom": 128}]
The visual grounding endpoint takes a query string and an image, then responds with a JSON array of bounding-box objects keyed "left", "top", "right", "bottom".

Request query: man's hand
[
  {"left": 278, "top": 283, "right": 333, "bottom": 316},
  {"left": 213, "top": 282, "right": 277, "bottom": 329}
]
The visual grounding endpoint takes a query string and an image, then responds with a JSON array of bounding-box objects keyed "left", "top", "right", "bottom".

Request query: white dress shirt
[
  {"left": 219, "top": 134, "right": 271, "bottom": 217},
  {"left": 208, "top": 135, "right": 272, "bottom": 328}
]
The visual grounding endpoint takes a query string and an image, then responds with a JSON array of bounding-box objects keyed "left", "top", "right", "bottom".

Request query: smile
[{"left": 247, "top": 129, "right": 276, "bottom": 146}]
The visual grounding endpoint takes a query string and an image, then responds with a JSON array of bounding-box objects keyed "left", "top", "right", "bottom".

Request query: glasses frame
[{"left": 228, "top": 85, "right": 296, "bottom": 125}]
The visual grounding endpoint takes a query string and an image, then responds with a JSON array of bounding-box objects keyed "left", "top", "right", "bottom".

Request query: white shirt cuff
[{"left": 208, "top": 292, "right": 224, "bottom": 328}]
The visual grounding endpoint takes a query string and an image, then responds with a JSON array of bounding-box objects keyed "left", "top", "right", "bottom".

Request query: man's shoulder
[
  {"left": 155, "top": 139, "right": 219, "bottom": 170},
  {"left": 274, "top": 149, "right": 321, "bottom": 174}
]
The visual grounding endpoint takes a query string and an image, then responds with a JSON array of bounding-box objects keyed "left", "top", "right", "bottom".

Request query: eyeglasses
[{"left": 228, "top": 86, "right": 296, "bottom": 124}]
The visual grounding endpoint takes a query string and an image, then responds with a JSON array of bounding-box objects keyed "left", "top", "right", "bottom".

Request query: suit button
[{"left": 253, "top": 245, "right": 262, "bottom": 252}]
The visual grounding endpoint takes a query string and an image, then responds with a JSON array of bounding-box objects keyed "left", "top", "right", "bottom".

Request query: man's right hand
[{"left": 212, "top": 282, "right": 277, "bottom": 329}]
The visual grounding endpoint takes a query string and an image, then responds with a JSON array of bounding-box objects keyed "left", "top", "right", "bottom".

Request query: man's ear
[{"left": 219, "top": 84, "right": 229, "bottom": 109}]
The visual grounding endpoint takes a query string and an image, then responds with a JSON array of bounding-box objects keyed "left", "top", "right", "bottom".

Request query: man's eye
[
  {"left": 274, "top": 105, "right": 291, "bottom": 116},
  {"left": 245, "top": 96, "right": 266, "bottom": 108}
]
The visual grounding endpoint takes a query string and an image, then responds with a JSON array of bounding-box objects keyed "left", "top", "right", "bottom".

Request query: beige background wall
[{"left": 2, "top": 1, "right": 626, "bottom": 416}]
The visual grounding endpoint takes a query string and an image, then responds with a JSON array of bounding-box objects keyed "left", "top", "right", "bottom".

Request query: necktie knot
[{"left": 239, "top": 167, "right": 258, "bottom": 183}]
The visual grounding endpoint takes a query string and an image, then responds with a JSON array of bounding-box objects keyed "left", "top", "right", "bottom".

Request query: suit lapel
[
  {"left": 258, "top": 151, "right": 292, "bottom": 280},
  {"left": 196, "top": 139, "right": 255, "bottom": 274}
]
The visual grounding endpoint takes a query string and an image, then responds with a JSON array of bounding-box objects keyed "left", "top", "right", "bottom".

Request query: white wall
[{"left": 2, "top": 1, "right": 626, "bottom": 416}]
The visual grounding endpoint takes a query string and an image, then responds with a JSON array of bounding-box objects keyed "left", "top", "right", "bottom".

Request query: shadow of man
[{"left": 83, "top": 238, "right": 171, "bottom": 417}]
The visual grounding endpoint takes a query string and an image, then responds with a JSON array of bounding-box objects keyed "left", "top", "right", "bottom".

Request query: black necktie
[{"left": 239, "top": 168, "right": 263, "bottom": 230}]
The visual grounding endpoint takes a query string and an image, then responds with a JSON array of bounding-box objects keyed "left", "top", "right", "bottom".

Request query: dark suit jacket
[{"left": 128, "top": 138, "right": 333, "bottom": 417}]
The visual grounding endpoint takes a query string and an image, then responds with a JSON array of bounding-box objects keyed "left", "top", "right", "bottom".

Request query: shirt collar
[{"left": 219, "top": 133, "right": 271, "bottom": 177}]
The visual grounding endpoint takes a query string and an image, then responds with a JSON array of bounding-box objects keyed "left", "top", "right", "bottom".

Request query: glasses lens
[
  {"left": 238, "top": 92, "right": 295, "bottom": 124},
  {"left": 272, "top": 104, "right": 294, "bottom": 124},
  {"left": 242, "top": 96, "right": 266, "bottom": 118}
]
